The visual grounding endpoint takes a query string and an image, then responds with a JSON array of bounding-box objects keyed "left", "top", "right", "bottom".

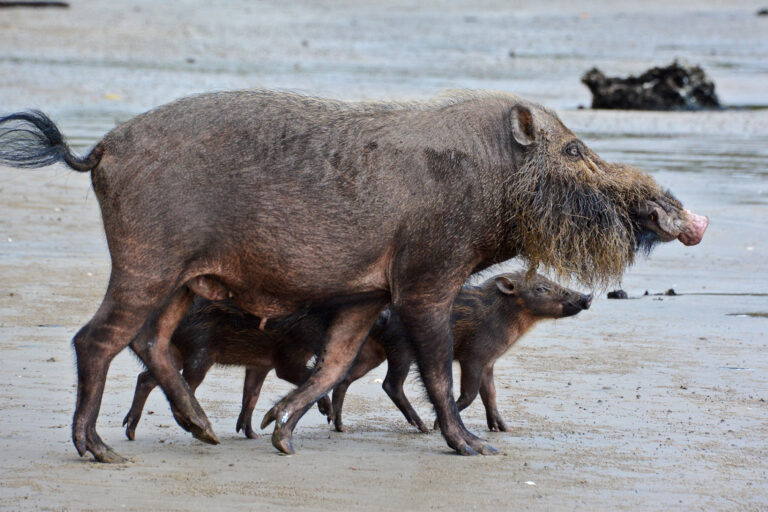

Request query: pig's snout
[
  {"left": 678, "top": 210, "right": 708, "bottom": 246},
  {"left": 580, "top": 294, "right": 593, "bottom": 310}
]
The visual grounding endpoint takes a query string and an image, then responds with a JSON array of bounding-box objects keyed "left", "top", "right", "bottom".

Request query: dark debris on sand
[
  {"left": 581, "top": 61, "right": 720, "bottom": 111},
  {"left": 607, "top": 290, "right": 629, "bottom": 299}
]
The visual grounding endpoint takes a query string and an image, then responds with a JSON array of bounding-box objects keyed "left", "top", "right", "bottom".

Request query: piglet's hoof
[
  {"left": 235, "top": 414, "right": 259, "bottom": 439},
  {"left": 408, "top": 416, "right": 429, "bottom": 432},
  {"left": 488, "top": 419, "right": 509, "bottom": 432},
  {"left": 316, "top": 396, "right": 333, "bottom": 421},
  {"left": 122, "top": 413, "right": 139, "bottom": 441},
  {"left": 244, "top": 425, "right": 258, "bottom": 439}
]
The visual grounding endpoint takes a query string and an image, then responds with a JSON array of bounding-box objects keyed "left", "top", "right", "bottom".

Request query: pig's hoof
[
  {"left": 125, "top": 425, "right": 136, "bottom": 441},
  {"left": 446, "top": 428, "right": 498, "bottom": 456},
  {"left": 177, "top": 408, "right": 219, "bottom": 444},
  {"left": 432, "top": 419, "right": 440, "bottom": 432},
  {"left": 456, "top": 443, "right": 480, "bottom": 456},
  {"left": 271, "top": 430, "right": 295, "bottom": 455},
  {"left": 464, "top": 435, "right": 498, "bottom": 456},
  {"left": 478, "top": 442, "right": 499, "bottom": 455},
  {"left": 454, "top": 441, "right": 497, "bottom": 456},
  {"left": 189, "top": 422, "right": 220, "bottom": 445},
  {"left": 260, "top": 406, "right": 278, "bottom": 429},
  {"left": 89, "top": 440, "right": 128, "bottom": 464},
  {"left": 95, "top": 447, "right": 128, "bottom": 464},
  {"left": 171, "top": 406, "right": 218, "bottom": 445},
  {"left": 78, "top": 426, "right": 128, "bottom": 463},
  {"left": 333, "top": 419, "right": 346, "bottom": 433},
  {"left": 235, "top": 412, "right": 247, "bottom": 434}
]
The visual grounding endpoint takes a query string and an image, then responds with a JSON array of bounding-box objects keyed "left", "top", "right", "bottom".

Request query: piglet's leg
[
  {"left": 331, "top": 340, "right": 386, "bottom": 432},
  {"left": 330, "top": 351, "right": 384, "bottom": 432},
  {"left": 123, "top": 370, "right": 158, "bottom": 441},
  {"left": 236, "top": 366, "right": 271, "bottom": 439},
  {"left": 382, "top": 357, "right": 429, "bottom": 433},
  {"left": 261, "top": 299, "right": 386, "bottom": 454},
  {"left": 479, "top": 364, "right": 508, "bottom": 432}
]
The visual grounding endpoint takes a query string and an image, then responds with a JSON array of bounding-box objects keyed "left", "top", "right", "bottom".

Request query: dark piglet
[
  {"left": 0, "top": 90, "right": 707, "bottom": 461},
  {"left": 330, "top": 272, "right": 591, "bottom": 433},
  {"left": 122, "top": 298, "right": 331, "bottom": 441}
]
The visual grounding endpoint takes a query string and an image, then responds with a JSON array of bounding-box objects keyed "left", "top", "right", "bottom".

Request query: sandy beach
[{"left": 1, "top": 1, "right": 767, "bottom": 510}]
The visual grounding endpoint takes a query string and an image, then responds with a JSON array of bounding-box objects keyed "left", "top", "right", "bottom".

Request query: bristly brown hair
[{"left": 507, "top": 145, "right": 663, "bottom": 288}]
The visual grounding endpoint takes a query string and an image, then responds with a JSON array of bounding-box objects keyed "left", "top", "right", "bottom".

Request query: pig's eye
[
  {"left": 649, "top": 211, "right": 659, "bottom": 223},
  {"left": 536, "top": 286, "right": 548, "bottom": 293},
  {"left": 563, "top": 142, "right": 581, "bottom": 159}
]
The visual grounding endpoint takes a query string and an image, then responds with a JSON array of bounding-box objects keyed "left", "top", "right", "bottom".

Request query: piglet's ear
[
  {"left": 510, "top": 104, "right": 536, "bottom": 146},
  {"left": 495, "top": 276, "right": 517, "bottom": 295}
]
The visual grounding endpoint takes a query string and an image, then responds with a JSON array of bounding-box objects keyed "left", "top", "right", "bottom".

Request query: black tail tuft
[{"left": 0, "top": 110, "right": 101, "bottom": 172}]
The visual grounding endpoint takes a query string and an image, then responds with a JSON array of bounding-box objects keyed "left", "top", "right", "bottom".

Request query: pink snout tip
[{"left": 678, "top": 209, "right": 709, "bottom": 246}]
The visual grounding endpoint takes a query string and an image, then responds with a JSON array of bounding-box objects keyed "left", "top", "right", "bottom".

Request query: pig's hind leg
[{"left": 72, "top": 276, "right": 210, "bottom": 462}]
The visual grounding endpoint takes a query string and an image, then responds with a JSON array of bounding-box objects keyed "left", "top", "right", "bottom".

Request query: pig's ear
[
  {"left": 495, "top": 275, "right": 517, "bottom": 295},
  {"left": 510, "top": 105, "right": 536, "bottom": 146}
]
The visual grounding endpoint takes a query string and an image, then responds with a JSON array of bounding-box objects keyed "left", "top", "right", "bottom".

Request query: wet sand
[{"left": 1, "top": 1, "right": 767, "bottom": 510}]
